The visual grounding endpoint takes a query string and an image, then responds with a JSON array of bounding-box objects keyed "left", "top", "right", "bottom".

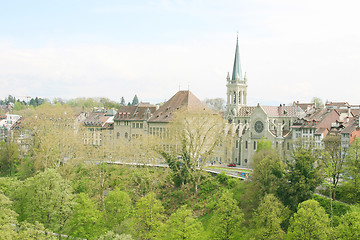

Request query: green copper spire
[{"left": 231, "top": 36, "right": 242, "bottom": 81}]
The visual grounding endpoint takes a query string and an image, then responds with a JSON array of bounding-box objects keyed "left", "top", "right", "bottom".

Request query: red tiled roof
[
  {"left": 148, "top": 90, "right": 208, "bottom": 122},
  {"left": 83, "top": 112, "right": 112, "bottom": 128},
  {"left": 262, "top": 106, "right": 297, "bottom": 117},
  {"left": 114, "top": 103, "right": 157, "bottom": 121},
  {"left": 237, "top": 107, "right": 256, "bottom": 117}
]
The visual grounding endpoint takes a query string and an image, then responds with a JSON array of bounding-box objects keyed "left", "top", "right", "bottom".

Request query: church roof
[
  {"left": 231, "top": 36, "right": 242, "bottom": 81},
  {"left": 148, "top": 90, "right": 208, "bottom": 123},
  {"left": 237, "top": 107, "right": 256, "bottom": 117},
  {"left": 262, "top": 106, "right": 297, "bottom": 117}
]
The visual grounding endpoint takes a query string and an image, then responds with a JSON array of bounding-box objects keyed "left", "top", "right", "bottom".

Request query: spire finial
[{"left": 231, "top": 35, "right": 242, "bottom": 81}]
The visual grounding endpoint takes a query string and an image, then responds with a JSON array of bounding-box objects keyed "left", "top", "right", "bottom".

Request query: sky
[{"left": 1, "top": 0, "right": 360, "bottom": 106}]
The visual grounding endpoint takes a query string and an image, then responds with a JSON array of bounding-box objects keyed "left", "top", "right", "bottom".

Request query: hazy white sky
[{"left": 1, "top": 0, "right": 360, "bottom": 106}]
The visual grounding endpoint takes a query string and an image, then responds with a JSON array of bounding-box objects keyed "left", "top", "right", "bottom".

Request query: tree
[
  {"left": 344, "top": 138, "right": 360, "bottom": 203},
  {"left": 335, "top": 208, "right": 360, "bottom": 239},
  {"left": 66, "top": 193, "right": 104, "bottom": 239},
  {"left": 281, "top": 147, "right": 322, "bottom": 211},
  {"left": 256, "top": 138, "right": 273, "bottom": 152},
  {"left": 105, "top": 189, "right": 132, "bottom": 230},
  {"left": 157, "top": 205, "right": 204, "bottom": 240},
  {"left": 23, "top": 103, "right": 86, "bottom": 171},
  {"left": 0, "top": 192, "right": 18, "bottom": 239},
  {"left": 13, "top": 169, "right": 74, "bottom": 234},
  {"left": 209, "top": 191, "right": 244, "bottom": 240},
  {"left": 16, "top": 222, "right": 56, "bottom": 240},
  {"left": 311, "top": 97, "right": 324, "bottom": 109},
  {"left": 0, "top": 141, "right": 20, "bottom": 177},
  {"left": 13, "top": 101, "right": 26, "bottom": 111},
  {"left": 247, "top": 149, "right": 286, "bottom": 211},
  {"left": 131, "top": 95, "right": 139, "bottom": 105},
  {"left": 132, "top": 192, "right": 164, "bottom": 240},
  {"left": 203, "top": 98, "right": 225, "bottom": 112},
  {"left": 251, "top": 194, "right": 288, "bottom": 240},
  {"left": 120, "top": 97, "right": 126, "bottom": 106},
  {"left": 287, "top": 199, "right": 331, "bottom": 240},
  {"left": 321, "top": 135, "right": 345, "bottom": 201},
  {"left": 158, "top": 108, "right": 226, "bottom": 192},
  {"left": 98, "top": 231, "right": 133, "bottom": 240}
]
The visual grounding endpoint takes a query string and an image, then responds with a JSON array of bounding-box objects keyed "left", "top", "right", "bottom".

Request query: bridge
[{"left": 104, "top": 161, "right": 251, "bottom": 180}]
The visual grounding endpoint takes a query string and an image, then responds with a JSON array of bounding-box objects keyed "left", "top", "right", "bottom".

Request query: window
[
  {"left": 117, "top": 132, "right": 120, "bottom": 139},
  {"left": 245, "top": 159, "right": 248, "bottom": 164},
  {"left": 236, "top": 140, "right": 239, "bottom": 148},
  {"left": 254, "top": 141, "right": 256, "bottom": 150},
  {"left": 125, "top": 132, "right": 128, "bottom": 139},
  {"left": 245, "top": 141, "right": 248, "bottom": 149},
  {"left": 287, "top": 142, "right": 290, "bottom": 150}
]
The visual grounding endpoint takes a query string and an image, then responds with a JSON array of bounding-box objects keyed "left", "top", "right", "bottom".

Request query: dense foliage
[{"left": 1, "top": 103, "right": 360, "bottom": 239}]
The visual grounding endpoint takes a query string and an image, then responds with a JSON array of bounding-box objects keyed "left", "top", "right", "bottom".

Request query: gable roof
[
  {"left": 262, "top": 106, "right": 297, "bottom": 117},
  {"left": 148, "top": 90, "right": 208, "bottom": 123},
  {"left": 114, "top": 102, "right": 156, "bottom": 121}
]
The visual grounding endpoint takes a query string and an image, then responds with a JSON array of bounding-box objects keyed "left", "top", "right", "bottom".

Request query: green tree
[
  {"left": 0, "top": 141, "right": 20, "bottom": 177},
  {"left": 157, "top": 205, "right": 204, "bottom": 240},
  {"left": 251, "top": 194, "right": 288, "bottom": 240},
  {"left": 256, "top": 138, "right": 272, "bottom": 152},
  {"left": 16, "top": 221, "right": 56, "bottom": 240},
  {"left": 120, "top": 97, "right": 126, "bottom": 106},
  {"left": 321, "top": 135, "right": 345, "bottom": 200},
  {"left": 209, "top": 191, "right": 244, "bottom": 240},
  {"left": 105, "top": 188, "right": 132, "bottom": 230},
  {"left": 158, "top": 108, "right": 226, "bottom": 192},
  {"left": 98, "top": 231, "right": 134, "bottom": 240},
  {"left": 281, "top": 147, "right": 322, "bottom": 211},
  {"left": 344, "top": 138, "right": 360, "bottom": 203},
  {"left": 0, "top": 192, "right": 18, "bottom": 239},
  {"left": 247, "top": 149, "right": 286, "bottom": 212},
  {"left": 66, "top": 193, "right": 104, "bottom": 239},
  {"left": 287, "top": 199, "right": 331, "bottom": 240},
  {"left": 13, "top": 169, "right": 74, "bottom": 234},
  {"left": 132, "top": 192, "right": 164, "bottom": 240},
  {"left": 311, "top": 97, "right": 324, "bottom": 109},
  {"left": 334, "top": 208, "right": 360, "bottom": 239},
  {"left": 131, "top": 95, "right": 139, "bottom": 105},
  {"left": 13, "top": 101, "right": 26, "bottom": 111}
]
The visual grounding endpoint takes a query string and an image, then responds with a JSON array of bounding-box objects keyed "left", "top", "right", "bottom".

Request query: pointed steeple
[{"left": 231, "top": 35, "right": 242, "bottom": 81}]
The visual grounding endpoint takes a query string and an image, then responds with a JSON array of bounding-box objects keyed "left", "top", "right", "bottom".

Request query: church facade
[{"left": 225, "top": 37, "right": 304, "bottom": 167}]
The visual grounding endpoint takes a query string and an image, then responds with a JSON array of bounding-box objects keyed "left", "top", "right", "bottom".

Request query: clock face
[{"left": 254, "top": 120, "right": 264, "bottom": 133}]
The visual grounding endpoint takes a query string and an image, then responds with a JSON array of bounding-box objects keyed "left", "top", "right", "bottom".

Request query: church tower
[{"left": 226, "top": 36, "right": 247, "bottom": 119}]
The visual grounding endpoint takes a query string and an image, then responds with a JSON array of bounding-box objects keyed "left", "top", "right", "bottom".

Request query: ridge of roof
[{"left": 148, "top": 90, "right": 208, "bottom": 122}]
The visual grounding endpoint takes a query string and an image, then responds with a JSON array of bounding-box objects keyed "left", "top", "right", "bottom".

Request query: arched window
[{"left": 233, "top": 91, "right": 236, "bottom": 104}]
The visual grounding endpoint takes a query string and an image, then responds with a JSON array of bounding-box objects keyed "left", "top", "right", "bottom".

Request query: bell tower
[{"left": 226, "top": 36, "right": 247, "bottom": 120}]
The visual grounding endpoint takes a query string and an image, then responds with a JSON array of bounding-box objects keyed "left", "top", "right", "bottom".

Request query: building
[
  {"left": 224, "top": 38, "right": 360, "bottom": 166},
  {"left": 83, "top": 109, "right": 116, "bottom": 146},
  {"left": 113, "top": 102, "right": 157, "bottom": 140},
  {"left": 0, "top": 114, "right": 21, "bottom": 142},
  {"left": 225, "top": 37, "right": 302, "bottom": 167}
]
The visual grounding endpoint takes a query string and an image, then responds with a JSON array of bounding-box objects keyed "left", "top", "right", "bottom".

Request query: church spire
[{"left": 231, "top": 35, "right": 242, "bottom": 81}]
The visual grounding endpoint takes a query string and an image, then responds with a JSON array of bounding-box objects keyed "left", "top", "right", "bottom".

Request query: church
[{"left": 225, "top": 37, "right": 304, "bottom": 167}]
